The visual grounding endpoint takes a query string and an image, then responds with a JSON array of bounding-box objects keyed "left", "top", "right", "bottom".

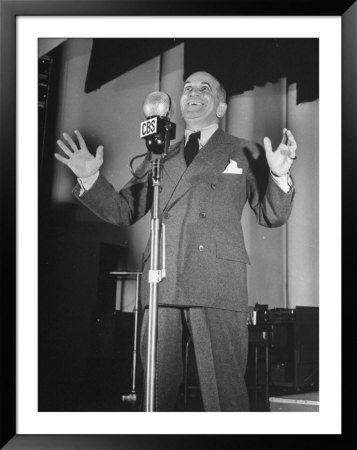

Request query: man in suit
[{"left": 55, "top": 71, "right": 297, "bottom": 411}]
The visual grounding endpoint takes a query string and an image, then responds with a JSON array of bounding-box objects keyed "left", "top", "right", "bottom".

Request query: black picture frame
[{"left": 1, "top": 0, "right": 355, "bottom": 448}]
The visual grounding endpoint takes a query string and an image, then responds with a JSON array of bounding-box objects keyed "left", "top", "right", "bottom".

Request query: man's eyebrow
[
  {"left": 183, "top": 81, "right": 212, "bottom": 89},
  {"left": 201, "top": 82, "right": 212, "bottom": 89}
]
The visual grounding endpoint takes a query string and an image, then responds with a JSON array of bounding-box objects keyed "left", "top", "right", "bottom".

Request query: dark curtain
[
  {"left": 85, "top": 38, "right": 183, "bottom": 93},
  {"left": 184, "top": 38, "right": 318, "bottom": 104},
  {"left": 85, "top": 38, "right": 318, "bottom": 105}
]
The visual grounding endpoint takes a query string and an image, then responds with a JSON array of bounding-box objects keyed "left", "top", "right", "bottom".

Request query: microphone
[{"left": 140, "top": 91, "right": 176, "bottom": 154}]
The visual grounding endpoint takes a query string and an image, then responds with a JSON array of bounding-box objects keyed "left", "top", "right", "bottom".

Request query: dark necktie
[{"left": 184, "top": 131, "right": 201, "bottom": 167}]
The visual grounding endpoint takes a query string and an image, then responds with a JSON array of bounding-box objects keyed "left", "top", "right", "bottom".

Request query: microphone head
[{"left": 143, "top": 91, "right": 175, "bottom": 119}]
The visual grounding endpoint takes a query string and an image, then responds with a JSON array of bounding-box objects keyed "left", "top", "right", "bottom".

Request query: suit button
[
  {"left": 163, "top": 212, "right": 170, "bottom": 219},
  {"left": 159, "top": 186, "right": 163, "bottom": 192},
  {"left": 199, "top": 212, "right": 207, "bottom": 218},
  {"left": 211, "top": 183, "right": 216, "bottom": 189},
  {"left": 198, "top": 245, "right": 204, "bottom": 251}
]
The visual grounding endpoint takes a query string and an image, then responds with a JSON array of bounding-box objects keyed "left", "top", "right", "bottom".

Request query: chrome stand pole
[{"left": 145, "top": 127, "right": 170, "bottom": 412}]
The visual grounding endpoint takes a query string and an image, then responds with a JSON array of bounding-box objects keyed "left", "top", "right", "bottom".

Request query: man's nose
[{"left": 188, "top": 88, "right": 200, "bottom": 96}]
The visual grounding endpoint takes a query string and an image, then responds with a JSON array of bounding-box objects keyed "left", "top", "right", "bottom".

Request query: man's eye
[
  {"left": 184, "top": 86, "right": 191, "bottom": 92},
  {"left": 201, "top": 86, "right": 209, "bottom": 92}
]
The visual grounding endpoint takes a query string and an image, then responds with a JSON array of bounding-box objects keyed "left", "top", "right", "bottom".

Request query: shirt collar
[{"left": 184, "top": 123, "right": 219, "bottom": 148}]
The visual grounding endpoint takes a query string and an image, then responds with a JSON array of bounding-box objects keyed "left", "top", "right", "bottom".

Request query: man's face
[{"left": 180, "top": 72, "right": 227, "bottom": 128}]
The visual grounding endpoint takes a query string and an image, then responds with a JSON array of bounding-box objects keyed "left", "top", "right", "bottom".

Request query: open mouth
[{"left": 187, "top": 101, "right": 204, "bottom": 107}]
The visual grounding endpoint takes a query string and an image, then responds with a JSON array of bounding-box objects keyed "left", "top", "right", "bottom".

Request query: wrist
[
  {"left": 78, "top": 171, "right": 100, "bottom": 192},
  {"left": 79, "top": 171, "right": 100, "bottom": 181},
  {"left": 270, "top": 170, "right": 289, "bottom": 178}
]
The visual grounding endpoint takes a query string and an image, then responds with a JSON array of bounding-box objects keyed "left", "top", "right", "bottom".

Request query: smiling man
[
  {"left": 180, "top": 71, "right": 227, "bottom": 128},
  {"left": 55, "top": 71, "right": 297, "bottom": 411}
]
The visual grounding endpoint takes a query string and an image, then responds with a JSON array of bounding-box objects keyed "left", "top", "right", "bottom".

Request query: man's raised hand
[
  {"left": 55, "top": 130, "right": 104, "bottom": 178},
  {"left": 263, "top": 128, "right": 297, "bottom": 177}
]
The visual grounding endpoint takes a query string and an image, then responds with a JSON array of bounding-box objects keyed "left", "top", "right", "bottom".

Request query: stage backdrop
[{"left": 49, "top": 38, "right": 318, "bottom": 310}]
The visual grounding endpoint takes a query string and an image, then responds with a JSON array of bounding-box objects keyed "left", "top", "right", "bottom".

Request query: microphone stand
[{"left": 145, "top": 125, "right": 170, "bottom": 412}]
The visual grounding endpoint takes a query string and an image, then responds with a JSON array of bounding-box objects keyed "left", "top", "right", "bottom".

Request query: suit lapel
[
  {"left": 161, "top": 129, "right": 233, "bottom": 212},
  {"left": 162, "top": 138, "right": 186, "bottom": 186}
]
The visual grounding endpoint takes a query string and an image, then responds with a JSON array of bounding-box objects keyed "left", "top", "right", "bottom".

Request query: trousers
[{"left": 140, "top": 306, "right": 250, "bottom": 411}]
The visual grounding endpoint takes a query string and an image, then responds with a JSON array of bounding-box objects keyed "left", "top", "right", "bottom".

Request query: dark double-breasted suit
[{"left": 74, "top": 129, "right": 295, "bottom": 411}]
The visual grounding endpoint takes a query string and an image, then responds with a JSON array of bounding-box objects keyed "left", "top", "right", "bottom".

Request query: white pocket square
[{"left": 223, "top": 159, "right": 243, "bottom": 174}]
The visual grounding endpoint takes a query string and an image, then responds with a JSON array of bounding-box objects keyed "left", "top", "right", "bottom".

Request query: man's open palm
[
  {"left": 55, "top": 130, "right": 103, "bottom": 178},
  {"left": 263, "top": 128, "right": 297, "bottom": 177}
]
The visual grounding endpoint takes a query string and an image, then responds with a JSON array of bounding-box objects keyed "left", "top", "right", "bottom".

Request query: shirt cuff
[
  {"left": 270, "top": 171, "right": 292, "bottom": 193},
  {"left": 77, "top": 172, "right": 100, "bottom": 197}
]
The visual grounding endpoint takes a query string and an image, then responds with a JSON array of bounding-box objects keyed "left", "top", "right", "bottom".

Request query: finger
[
  {"left": 62, "top": 132, "right": 79, "bottom": 152},
  {"left": 286, "top": 132, "right": 297, "bottom": 159},
  {"left": 57, "top": 139, "right": 74, "bottom": 158},
  {"left": 263, "top": 137, "right": 273, "bottom": 154},
  {"left": 286, "top": 130, "right": 297, "bottom": 150},
  {"left": 95, "top": 145, "right": 104, "bottom": 161},
  {"left": 74, "top": 130, "right": 87, "bottom": 149},
  {"left": 281, "top": 128, "right": 288, "bottom": 145},
  {"left": 54, "top": 153, "right": 69, "bottom": 165}
]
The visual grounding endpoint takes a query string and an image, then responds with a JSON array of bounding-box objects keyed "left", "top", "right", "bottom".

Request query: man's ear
[{"left": 216, "top": 102, "right": 227, "bottom": 118}]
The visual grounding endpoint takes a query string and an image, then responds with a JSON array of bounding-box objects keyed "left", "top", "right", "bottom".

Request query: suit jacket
[{"left": 74, "top": 129, "right": 295, "bottom": 312}]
